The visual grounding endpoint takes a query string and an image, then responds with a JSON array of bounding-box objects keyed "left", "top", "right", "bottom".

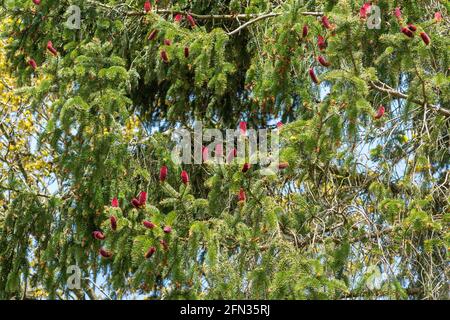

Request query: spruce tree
[{"left": 0, "top": 0, "right": 448, "bottom": 299}]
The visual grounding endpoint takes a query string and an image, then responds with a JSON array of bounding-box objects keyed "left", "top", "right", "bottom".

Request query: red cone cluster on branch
[
  {"left": 276, "top": 121, "right": 283, "bottom": 129},
  {"left": 434, "top": 12, "right": 442, "bottom": 22},
  {"left": 99, "top": 248, "right": 113, "bottom": 258},
  {"left": 131, "top": 191, "right": 147, "bottom": 208},
  {"left": 302, "top": 25, "right": 309, "bottom": 37},
  {"left": 145, "top": 246, "right": 156, "bottom": 259},
  {"left": 47, "top": 41, "right": 57, "bottom": 56},
  {"left": 32, "top": 0, "right": 41, "bottom": 5},
  {"left": 238, "top": 188, "right": 246, "bottom": 202},
  {"left": 148, "top": 29, "right": 158, "bottom": 41},
  {"left": 242, "top": 163, "right": 251, "bottom": 173},
  {"left": 160, "top": 50, "right": 169, "bottom": 63},
  {"left": 110, "top": 216, "right": 117, "bottom": 231},
  {"left": 160, "top": 165, "right": 168, "bottom": 182},
  {"left": 309, "top": 68, "right": 320, "bottom": 84},
  {"left": 374, "top": 105, "right": 386, "bottom": 119},
  {"left": 318, "top": 56, "right": 331, "bottom": 67},
  {"left": 420, "top": 32, "right": 430, "bottom": 45},
  {"left": 401, "top": 27, "right": 414, "bottom": 38},
  {"left": 111, "top": 197, "right": 119, "bottom": 208},
  {"left": 144, "top": 1, "right": 151, "bottom": 13},
  {"left": 186, "top": 14, "right": 196, "bottom": 28},
  {"left": 164, "top": 39, "right": 172, "bottom": 46},
  {"left": 28, "top": 59, "right": 37, "bottom": 70},
  {"left": 184, "top": 46, "right": 190, "bottom": 58},
  {"left": 93, "top": 231, "right": 105, "bottom": 240},
  {"left": 181, "top": 170, "right": 189, "bottom": 184},
  {"left": 143, "top": 220, "right": 156, "bottom": 229},
  {"left": 317, "top": 35, "right": 327, "bottom": 51}
]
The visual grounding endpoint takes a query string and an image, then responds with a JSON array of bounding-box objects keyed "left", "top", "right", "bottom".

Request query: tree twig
[{"left": 369, "top": 80, "right": 450, "bottom": 117}]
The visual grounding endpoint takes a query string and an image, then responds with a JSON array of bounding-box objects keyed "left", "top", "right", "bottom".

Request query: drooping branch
[
  {"left": 84, "top": 1, "right": 322, "bottom": 23},
  {"left": 369, "top": 80, "right": 450, "bottom": 117},
  {"left": 227, "top": 12, "right": 280, "bottom": 36},
  {"left": 342, "top": 287, "right": 423, "bottom": 299}
]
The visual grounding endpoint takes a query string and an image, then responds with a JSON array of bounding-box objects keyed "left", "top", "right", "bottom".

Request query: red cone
[
  {"left": 239, "top": 121, "right": 247, "bottom": 135},
  {"left": 174, "top": 14, "right": 183, "bottom": 23},
  {"left": 47, "top": 41, "right": 57, "bottom": 56},
  {"left": 111, "top": 197, "right": 119, "bottom": 208},
  {"left": 309, "top": 68, "right": 320, "bottom": 84},
  {"left": 148, "top": 29, "right": 158, "bottom": 41},
  {"left": 181, "top": 170, "right": 189, "bottom": 184},
  {"left": 420, "top": 32, "right": 430, "bottom": 45},
  {"left": 93, "top": 231, "right": 105, "bottom": 240},
  {"left": 302, "top": 25, "right": 309, "bottom": 37},
  {"left": 138, "top": 191, "right": 147, "bottom": 206},
  {"left": 374, "top": 105, "right": 386, "bottom": 119},
  {"left": 144, "top": 247, "right": 156, "bottom": 259},
  {"left": 99, "top": 248, "right": 113, "bottom": 258},
  {"left": 242, "top": 163, "right": 251, "bottom": 173},
  {"left": 144, "top": 1, "right": 151, "bottom": 13},
  {"left": 318, "top": 56, "right": 331, "bottom": 67},
  {"left": 28, "top": 59, "right": 37, "bottom": 70},
  {"left": 186, "top": 14, "right": 196, "bottom": 28},
  {"left": 394, "top": 7, "right": 402, "bottom": 20},
  {"left": 238, "top": 188, "right": 246, "bottom": 202},
  {"left": 131, "top": 198, "right": 141, "bottom": 208},
  {"left": 401, "top": 27, "right": 414, "bottom": 38},
  {"left": 317, "top": 35, "right": 327, "bottom": 51},
  {"left": 160, "top": 165, "right": 168, "bottom": 182},
  {"left": 407, "top": 24, "right": 417, "bottom": 32},
  {"left": 143, "top": 220, "right": 156, "bottom": 229},
  {"left": 278, "top": 162, "right": 289, "bottom": 170},
  {"left": 110, "top": 216, "right": 117, "bottom": 231},
  {"left": 160, "top": 50, "right": 169, "bottom": 63},
  {"left": 202, "top": 146, "right": 209, "bottom": 162},
  {"left": 321, "top": 16, "right": 332, "bottom": 30}
]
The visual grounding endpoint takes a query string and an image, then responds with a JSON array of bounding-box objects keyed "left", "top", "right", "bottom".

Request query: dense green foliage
[{"left": 0, "top": 0, "right": 448, "bottom": 299}]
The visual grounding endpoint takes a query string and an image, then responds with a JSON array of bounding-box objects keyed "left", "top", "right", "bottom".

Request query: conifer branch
[
  {"left": 84, "top": 1, "right": 322, "bottom": 22},
  {"left": 227, "top": 13, "right": 280, "bottom": 36},
  {"left": 0, "top": 184, "right": 51, "bottom": 199},
  {"left": 369, "top": 80, "right": 450, "bottom": 117}
]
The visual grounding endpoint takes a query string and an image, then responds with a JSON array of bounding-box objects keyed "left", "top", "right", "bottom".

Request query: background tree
[{"left": 0, "top": 0, "right": 448, "bottom": 299}]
